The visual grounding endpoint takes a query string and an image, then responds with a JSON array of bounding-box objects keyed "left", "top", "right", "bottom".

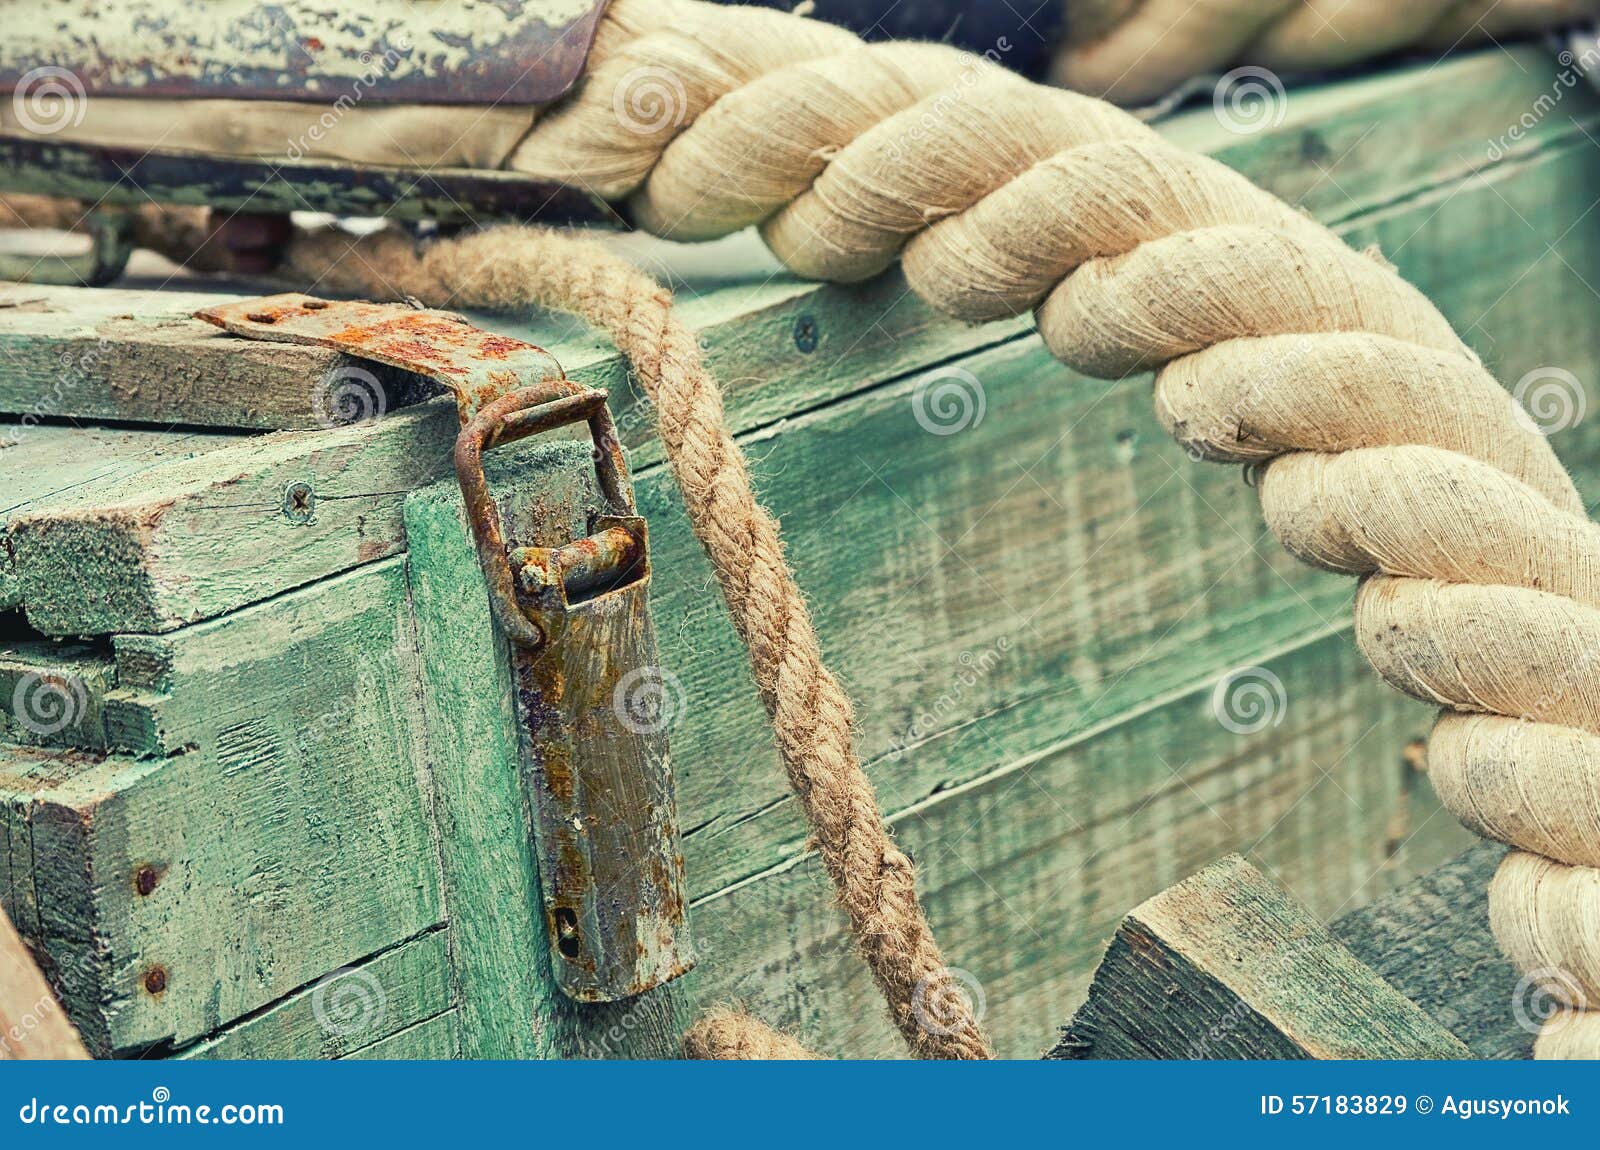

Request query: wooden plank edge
[{"left": 1049, "top": 854, "right": 1472, "bottom": 1059}]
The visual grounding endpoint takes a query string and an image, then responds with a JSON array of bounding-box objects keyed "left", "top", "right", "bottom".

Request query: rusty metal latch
[{"left": 197, "top": 294, "right": 692, "bottom": 1003}]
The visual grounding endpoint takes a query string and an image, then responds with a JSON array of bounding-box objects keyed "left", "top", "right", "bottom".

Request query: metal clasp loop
[{"left": 452, "top": 387, "right": 640, "bottom": 652}]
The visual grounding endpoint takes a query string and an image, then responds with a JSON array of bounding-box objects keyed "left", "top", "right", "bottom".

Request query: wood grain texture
[
  {"left": 7, "top": 403, "right": 458, "bottom": 635},
  {"left": 1330, "top": 840, "right": 1528, "bottom": 1059},
  {"left": 0, "top": 561, "right": 444, "bottom": 1056},
  {"left": 0, "top": 422, "right": 240, "bottom": 608},
  {"left": 342, "top": 1009, "right": 460, "bottom": 1060},
  {"left": 1, "top": 902, "right": 88, "bottom": 1059},
  {"left": 679, "top": 628, "right": 1469, "bottom": 1058},
  {"left": 0, "top": 283, "right": 435, "bottom": 430},
  {"left": 178, "top": 929, "right": 454, "bottom": 1060},
  {"left": 1049, "top": 855, "right": 1471, "bottom": 1060}
]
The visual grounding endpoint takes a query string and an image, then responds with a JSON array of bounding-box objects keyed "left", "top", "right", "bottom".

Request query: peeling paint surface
[{"left": 0, "top": 0, "right": 608, "bottom": 105}]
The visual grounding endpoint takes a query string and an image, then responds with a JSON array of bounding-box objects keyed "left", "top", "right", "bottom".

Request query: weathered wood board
[
  {"left": 0, "top": 422, "right": 239, "bottom": 609},
  {"left": 0, "top": 560, "right": 444, "bottom": 1057},
  {"left": 0, "top": 283, "right": 437, "bottom": 430},
  {"left": 678, "top": 627, "right": 1468, "bottom": 1057},
  {"left": 1047, "top": 855, "right": 1471, "bottom": 1059},
  {"left": 0, "top": 45, "right": 1592, "bottom": 1058},
  {"left": 1055, "top": 842, "right": 1526, "bottom": 1060},
  {"left": 177, "top": 929, "right": 455, "bottom": 1061},
  {"left": 1331, "top": 841, "right": 1527, "bottom": 1060}
]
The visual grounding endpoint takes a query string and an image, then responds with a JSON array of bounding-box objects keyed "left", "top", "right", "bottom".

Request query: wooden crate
[{"left": 3, "top": 46, "right": 1596, "bottom": 1058}]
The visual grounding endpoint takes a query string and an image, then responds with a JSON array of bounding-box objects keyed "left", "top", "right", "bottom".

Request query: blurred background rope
[{"left": 1056, "top": 0, "right": 1600, "bottom": 104}]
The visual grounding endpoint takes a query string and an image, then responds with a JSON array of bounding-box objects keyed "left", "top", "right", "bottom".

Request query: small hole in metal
[{"left": 554, "top": 907, "right": 581, "bottom": 960}]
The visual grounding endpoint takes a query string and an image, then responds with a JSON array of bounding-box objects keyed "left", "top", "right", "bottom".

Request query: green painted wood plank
[
  {"left": 402, "top": 439, "right": 683, "bottom": 1060},
  {"left": 6, "top": 404, "right": 459, "bottom": 635},
  {"left": 0, "top": 566, "right": 445, "bottom": 1055},
  {"left": 1330, "top": 841, "right": 1526, "bottom": 1060},
  {"left": 0, "top": 283, "right": 435, "bottom": 430},
  {"left": 100, "top": 558, "right": 427, "bottom": 760},
  {"left": 1164, "top": 46, "right": 1599, "bottom": 224},
  {"left": 0, "top": 749, "right": 89, "bottom": 954},
  {"left": 640, "top": 332, "right": 1348, "bottom": 900},
  {"left": 177, "top": 929, "right": 452, "bottom": 1060},
  {"left": 0, "top": 422, "right": 241, "bottom": 608},
  {"left": 401, "top": 463, "right": 1469, "bottom": 1058},
  {"left": 1051, "top": 855, "right": 1471, "bottom": 1059},
  {"left": 341, "top": 1009, "right": 459, "bottom": 1060},
  {"left": 681, "top": 628, "right": 1473, "bottom": 1059}
]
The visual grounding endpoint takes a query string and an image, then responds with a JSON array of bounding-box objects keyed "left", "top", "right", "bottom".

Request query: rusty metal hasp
[{"left": 197, "top": 294, "right": 692, "bottom": 1003}]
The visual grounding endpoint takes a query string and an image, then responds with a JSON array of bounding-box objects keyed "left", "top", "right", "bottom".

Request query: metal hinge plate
[{"left": 198, "top": 294, "right": 692, "bottom": 1002}]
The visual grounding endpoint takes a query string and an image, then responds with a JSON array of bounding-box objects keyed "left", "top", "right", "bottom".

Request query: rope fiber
[
  {"left": 5, "top": 0, "right": 1598, "bottom": 1059},
  {"left": 1056, "top": 0, "right": 1600, "bottom": 105}
]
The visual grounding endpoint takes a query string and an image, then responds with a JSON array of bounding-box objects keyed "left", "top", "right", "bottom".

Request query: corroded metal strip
[
  {"left": 0, "top": 0, "right": 609, "bottom": 106},
  {"left": 196, "top": 293, "right": 568, "bottom": 422},
  {"left": 0, "top": 137, "right": 618, "bottom": 226},
  {"left": 204, "top": 295, "right": 692, "bottom": 1002},
  {"left": 512, "top": 512, "right": 692, "bottom": 1001},
  {"left": 455, "top": 390, "right": 692, "bottom": 1001}
]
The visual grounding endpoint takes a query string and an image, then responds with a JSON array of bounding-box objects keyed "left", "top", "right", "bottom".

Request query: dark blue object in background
[{"left": 730, "top": 0, "right": 1065, "bottom": 80}]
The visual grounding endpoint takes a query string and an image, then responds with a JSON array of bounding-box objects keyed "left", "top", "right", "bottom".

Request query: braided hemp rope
[
  {"left": 1055, "top": 0, "right": 1600, "bottom": 105},
  {"left": 11, "top": 0, "right": 1597, "bottom": 1058},
  {"left": 503, "top": 0, "right": 1600, "bottom": 1056}
]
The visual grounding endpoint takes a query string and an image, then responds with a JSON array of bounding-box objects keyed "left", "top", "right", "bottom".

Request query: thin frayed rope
[{"left": 8, "top": 0, "right": 1600, "bottom": 1059}]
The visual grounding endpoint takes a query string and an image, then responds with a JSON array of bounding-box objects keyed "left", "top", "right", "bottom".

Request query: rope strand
[{"left": 6, "top": 0, "right": 1598, "bottom": 1058}]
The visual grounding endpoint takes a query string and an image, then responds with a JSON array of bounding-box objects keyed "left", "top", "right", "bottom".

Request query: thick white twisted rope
[{"left": 504, "top": 0, "right": 1600, "bottom": 1057}]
